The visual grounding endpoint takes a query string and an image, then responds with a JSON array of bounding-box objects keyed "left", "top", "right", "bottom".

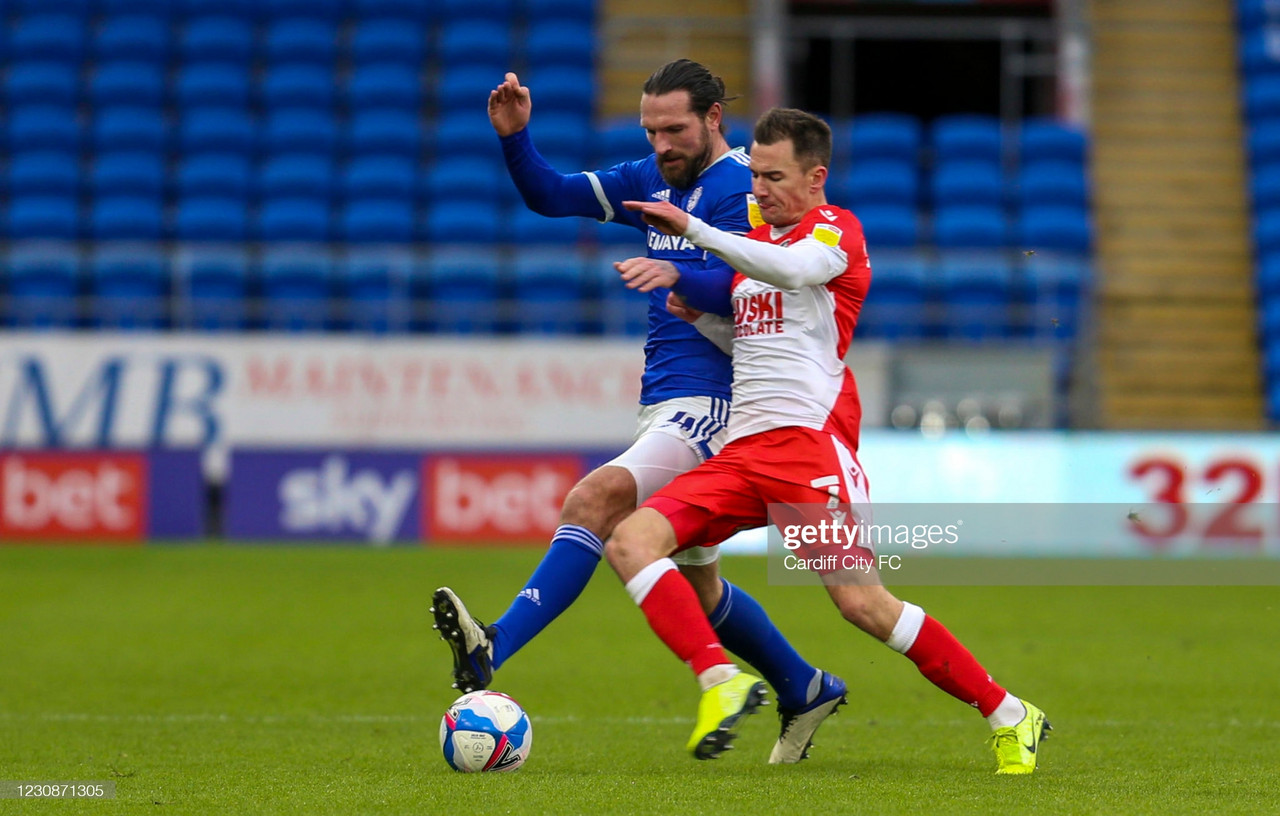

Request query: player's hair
[
  {"left": 753, "top": 108, "right": 832, "bottom": 170},
  {"left": 643, "top": 59, "right": 739, "bottom": 134}
]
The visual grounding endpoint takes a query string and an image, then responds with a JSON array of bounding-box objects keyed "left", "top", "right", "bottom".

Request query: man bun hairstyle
[
  {"left": 643, "top": 58, "right": 740, "bottom": 133},
  {"left": 753, "top": 107, "right": 832, "bottom": 170}
]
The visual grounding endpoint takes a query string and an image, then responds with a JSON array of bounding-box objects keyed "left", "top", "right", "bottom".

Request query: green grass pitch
[{"left": 1, "top": 545, "right": 1277, "bottom": 814}]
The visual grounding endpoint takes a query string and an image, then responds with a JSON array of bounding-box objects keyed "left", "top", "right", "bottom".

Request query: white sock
[
  {"left": 885, "top": 602, "right": 926, "bottom": 653},
  {"left": 696, "top": 663, "right": 740, "bottom": 692},
  {"left": 986, "top": 693, "right": 1027, "bottom": 729}
]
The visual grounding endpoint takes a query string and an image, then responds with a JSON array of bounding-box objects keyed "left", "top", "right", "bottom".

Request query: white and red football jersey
[{"left": 726, "top": 205, "right": 870, "bottom": 447}]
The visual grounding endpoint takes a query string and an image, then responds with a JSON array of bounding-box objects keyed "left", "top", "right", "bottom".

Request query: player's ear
[
  {"left": 706, "top": 101, "right": 724, "bottom": 133},
  {"left": 811, "top": 165, "right": 828, "bottom": 192}
]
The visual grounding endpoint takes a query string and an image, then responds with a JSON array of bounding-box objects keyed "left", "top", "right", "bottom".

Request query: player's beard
[{"left": 656, "top": 122, "right": 714, "bottom": 189}]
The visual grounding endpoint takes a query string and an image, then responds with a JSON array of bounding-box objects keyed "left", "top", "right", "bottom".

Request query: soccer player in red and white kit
[{"left": 609, "top": 108, "right": 1051, "bottom": 772}]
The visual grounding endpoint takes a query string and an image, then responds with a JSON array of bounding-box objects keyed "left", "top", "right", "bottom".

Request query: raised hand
[{"left": 488, "top": 72, "right": 532, "bottom": 137}]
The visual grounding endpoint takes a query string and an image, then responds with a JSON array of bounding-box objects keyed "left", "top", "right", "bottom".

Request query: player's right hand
[
  {"left": 665, "top": 292, "right": 703, "bottom": 323},
  {"left": 488, "top": 72, "right": 532, "bottom": 137}
]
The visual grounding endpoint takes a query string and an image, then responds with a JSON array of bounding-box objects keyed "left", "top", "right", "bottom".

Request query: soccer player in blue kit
[{"left": 432, "top": 60, "right": 847, "bottom": 762}]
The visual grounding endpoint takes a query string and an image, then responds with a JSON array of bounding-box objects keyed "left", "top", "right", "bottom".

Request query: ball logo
[
  {"left": 0, "top": 453, "right": 145, "bottom": 541},
  {"left": 426, "top": 456, "right": 580, "bottom": 542}
]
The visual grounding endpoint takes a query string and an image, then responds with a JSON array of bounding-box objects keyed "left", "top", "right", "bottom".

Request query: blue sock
[
  {"left": 710, "top": 579, "right": 819, "bottom": 710},
  {"left": 489, "top": 524, "right": 603, "bottom": 670}
]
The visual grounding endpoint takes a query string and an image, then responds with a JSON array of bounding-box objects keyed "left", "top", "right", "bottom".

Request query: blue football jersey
[{"left": 587, "top": 149, "right": 754, "bottom": 404}]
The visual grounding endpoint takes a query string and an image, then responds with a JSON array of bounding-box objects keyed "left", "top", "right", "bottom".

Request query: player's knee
[
  {"left": 834, "top": 591, "right": 878, "bottom": 631},
  {"left": 561, "top": 467, "right": 636, "bottom": 535},
  {"left": 603, "top": 515, "right": 646, "bottom": 571}
]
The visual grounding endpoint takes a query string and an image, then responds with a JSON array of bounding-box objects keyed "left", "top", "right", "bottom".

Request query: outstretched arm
[{"left": 623, "top": 200, "right": 842, "bottom": 289}]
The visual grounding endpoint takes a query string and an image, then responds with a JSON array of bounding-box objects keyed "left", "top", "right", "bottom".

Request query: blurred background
[{"left": 0, "top": 0, "right": 1275, "bottom": 552}]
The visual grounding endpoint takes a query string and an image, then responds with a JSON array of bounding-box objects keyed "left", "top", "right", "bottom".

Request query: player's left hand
[
  {"left": 622, "top": 200, "right": 689, "bottom": 237},
  {"left": 665, "top": 292, "right": 703, "bottom": 323},
  {"left": 616, "top": 257, "right": 680, "bottom": 292}
]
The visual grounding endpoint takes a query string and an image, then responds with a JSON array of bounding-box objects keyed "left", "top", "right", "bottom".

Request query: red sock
[
  {"left": 905, "top": 616, "right": 1008, "bottom": 716},
  {"left": 638, "top": 570, "right": 731, "bottom": 676}
]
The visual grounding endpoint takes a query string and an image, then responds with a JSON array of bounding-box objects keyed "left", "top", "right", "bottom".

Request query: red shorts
[{"left": 643, "top": 425, "right": 871, "bottom": 554}]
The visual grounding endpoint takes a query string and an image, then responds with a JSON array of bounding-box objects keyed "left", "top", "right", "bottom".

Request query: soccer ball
[{"left": 439, "top": 690, "right": 533, "bottom": 772}]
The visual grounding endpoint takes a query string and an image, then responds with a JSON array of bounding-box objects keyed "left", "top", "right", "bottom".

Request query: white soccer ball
[{"left": 439, "top": 690, "right": 533, "bottom": 772}]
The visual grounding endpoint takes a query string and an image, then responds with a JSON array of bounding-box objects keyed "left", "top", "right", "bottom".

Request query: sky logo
[{"left": 278, "top": 456, "right": 417, "bottom": 544}]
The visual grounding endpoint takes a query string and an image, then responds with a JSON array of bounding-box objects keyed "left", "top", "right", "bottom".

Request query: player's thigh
[{"left": 606, "top": 396, "right": 731, "bottom": 505}]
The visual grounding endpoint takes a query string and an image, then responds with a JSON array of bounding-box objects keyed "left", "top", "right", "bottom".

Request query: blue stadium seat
[
  {"left": 1255, "top": 209, "right": 1280, "bottom": 255},
  {"left": 4, "top": 242, "right": 81, "bottom": 328},
  {"left": 175, "top": 245, "right": 251, "bottom": 331},
  {"left": 90, "top": 244, "right": 168, "bottom": 329},
  {"left": 844, "top": 161, "right": 917, "bottom": 209},
  {"left": 1241, "top": 27, "right": 1280, "bottom": 78},
  {"left": 7, "top": 152, "right": 79, "bottom": 196},
  {"left": 931, "top": 161, "right": 1004, "bottom": 208},
  {"left": 174, "top": 197, "right": 249, "bottom": 241},
  {"left": 342, "top": 199, "right": 416, "bottom": 243},
  {"left": 937, "top": 251, "right": 1016, "bottom": 340},
  {"left": 1247, "top": 75, "right": 1280, "bottom": 120},
  {"left": 90, "top": 62, "right": 166, "bottom": 107},
  {"left": 856, "top": 250, "right": 930, "bottom": 340},
  {"left": 428, "top": 113, "right": 502, "bottom": 162},
  {"left": 593, "top": 116, "right": 651, "bottom": 168},
  {"left": 1259, "top": 252, "right": 1280, "bottom": 296},
  {"left": 264, "top": 19, "right": 338, "bottom": 64},
  {"left": 342, "top": 156, "right": 417, "bottom": 200},
  {"left": 437, "top": 20, "right": 513, "bottom": 69},
  {"left": 1262, "top": 298, "right": 1280, "bottom": 340},
  {"left": 348, "top": 109, "right": 422, "bottom": 157},
  {"left": 9, "top": 15, "right": 86, "bottom": 62},
  {"left": 262, "top": 64, "right": 335, "bottom": 108},
  {"left": 264, "top": 108, "right": 338, "bottom": 155},
  {"left": 424, "top": 201, "right": 500, "bottom": 244},
  {"left": 931, "top": 114, "right": 1003, "bottom": 165},
  {"left": 261, "top": 245, "right": 334, "bottom": 332},
  {"left": 265, "top": 0, "right": 342, "bottom": 17},
  {"left": 103, "top": 0, "right": 176, "bottom": 12},
  {"left": 15, "top": 0, "right": 91, "bottom": 12},
  {"left": 90, "top": 152, "right": 166, "bottom": 197},
  {"left": 511, "top": 249, "right": 587, "bottom": 334},
  {"left": 435, "top": 66, "right": 505, "bottom": 112},
  {"left": 176, "top": 153, "right": 252, "bottom": 198},
  {"left": 349, "top": 20, "right": 427, "bottom": 64},
  {"left": 855, "top": 204, "right": 919, "bottom": 249},
  {"left": 1252, "top": 120, "right": 1280, "bottom": 167},
  {"left": 260, "top": 154, "right": 335, "bottom": 199},
  {"left": 437, "top": 0, "right": 515, "bottom": 17},
  {"left": 1022, "top": 251, "right": 1090, "bottom": 340},
  {"left": 175, "top": 63, "right": 251, "bottom": 108},
  {"left": 346, "top": 64, "right": 422, "bottom": 110},
  {"left": 529, "top": 112, "right": 592, "bottom": 166},
  {"left": 1016, "top": 161, "right": 1089, "bottom": 209},
  {"left": 181, "top": 107, "right": 257, "bottom": 154},
  {"left": 89, "top": 196, "right": 165, "bottom": 240},
  {"left": 8, "top": 106, "right": 81, "bottom": 153},
  {"left": 594, "top": 220, "right": 640, "bottom": 246},
  {"left": 849, "top": 113, "right": 923, "bottom": 164},
  {"left": 1019, "top": 118, "right": 1088, "bottom": 165},
  {"left": 523, "top": 0, "right": 595, "bottom": 20},
  {"left": 593, "top": 255, "right": 648, "bottom": 336},
  {"left": 6, "top": 196, "right": 80, "bottom": 240},
  {"left": 934, "top": 205, "right": 1009, "bottom": 249},
  {"left": 5, "top": 63, "right": 78, "bottom": 106},
  {"left": 1239, "top": 0, "right": 1277, "bottom": 31},
  {"left": 1016, "top": 205, "right": 1092, "bottom": 253},
  {"left": 525, "top": 20, "right": 595, "bottom": 70},
  {"left": 95, "top": 16, "right": 171, "bottom": 62},
  {"left": 181, "top": 0, "right": 258, "bottom": 15},
  {"left": 528, "top": 67, "right": 595, "bottom": 117},
  {"left": 342, "top": 246, "right": 413, "bottom": 333},
  {"left": 180, "top": 17, "right": 255, "bottom": 63},
  {"left": 93, "top": 107, "right": 168, "bottom": 153},
  {"left": 511, "top": 208, "right": 582, "bottom": 245},
  {"left": 421, "top": 158, "right": 508, "bottom": 205},
  {"left": 259, "top": 197, "right": 331, "bottom": 241},
  {"left": 352, "top": 0, "right": 433, "bottom": 17},
  {"left": 424, "top": 245, "right": 503, "bottom": 333}
]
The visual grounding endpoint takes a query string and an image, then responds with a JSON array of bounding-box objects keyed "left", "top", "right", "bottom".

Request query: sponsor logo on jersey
[
  {"left": 686, "top": 186, "right": 703, "bottom": 212},
  {"left": 733, "top": 290, "right": 785, "bottom": 338},
  {"left": 813, "top": 223, "right": 843, "bottom": 247},
  {"left": 747, "top": 194, "right": 765, "bottom": 228},
  {"left": 647, "top": 231, "right": 696, "bottom": 252},
  {"left": 651, "top": 189, "right": 671, "bottom": 201}
]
